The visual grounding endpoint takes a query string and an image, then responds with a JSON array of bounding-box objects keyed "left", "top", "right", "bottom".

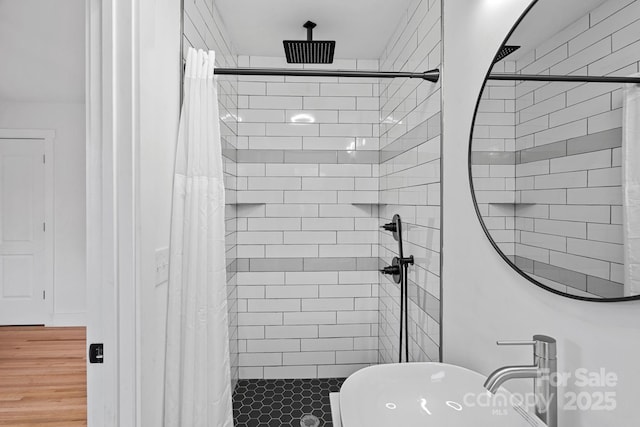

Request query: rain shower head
[
  {"left": 283, "top": 21, "right": 335, "bottom": 64},
  {"left": 493, "top": 45, "right": 521, "bottom": 64}
]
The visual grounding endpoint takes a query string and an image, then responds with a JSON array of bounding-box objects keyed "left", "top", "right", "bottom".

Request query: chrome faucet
[{"left": 484, "top": 335, "right": 557, "bottom": 427}]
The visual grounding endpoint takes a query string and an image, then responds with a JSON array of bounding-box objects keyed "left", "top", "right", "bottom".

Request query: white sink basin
[{"left": 339, "top": 362, "right": 546, "bottom": 427}]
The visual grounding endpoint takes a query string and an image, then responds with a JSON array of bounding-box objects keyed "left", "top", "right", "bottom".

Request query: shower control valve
[
  {"left": 380, "top": 222, "right": 397, "bottom": 233},
  {"left": 379, "top": 256, "right": 403, "bottom": 284},
  {"left": 380, "top": 265, "right": 401, "bottom": 275}
]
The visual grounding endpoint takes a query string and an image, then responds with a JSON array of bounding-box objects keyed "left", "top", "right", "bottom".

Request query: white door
[{"left": 0, "top": 139, "right": 47, "bottom": 325}]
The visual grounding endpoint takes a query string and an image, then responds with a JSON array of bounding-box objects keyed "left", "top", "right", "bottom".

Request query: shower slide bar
[
  {"left": 212, "top": 67, "right": 441, "bottom": 82},
  {"left": 488, "top": 73, "right": 640, "bottom": 84}
]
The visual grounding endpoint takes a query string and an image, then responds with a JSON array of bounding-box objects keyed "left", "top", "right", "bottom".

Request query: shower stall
[{"left": 177, "top": 0, "right": 443, "bottom": 425}]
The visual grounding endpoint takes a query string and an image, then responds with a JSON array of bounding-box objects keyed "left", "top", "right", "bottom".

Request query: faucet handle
[{"left": 497, "top": 335, "right": 557, "bottom": 360}]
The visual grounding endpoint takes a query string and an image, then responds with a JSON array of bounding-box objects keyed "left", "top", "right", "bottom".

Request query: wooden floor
[{"left": 0, "top": 326, "right": 87, "bottom": 426}]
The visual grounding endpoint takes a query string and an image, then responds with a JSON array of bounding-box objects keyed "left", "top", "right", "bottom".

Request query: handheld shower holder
[{"left": 399, "top": 256, "right": 414, "bottom": 266}]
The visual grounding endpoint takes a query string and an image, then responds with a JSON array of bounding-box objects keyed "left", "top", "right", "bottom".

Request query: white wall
[
  {"left": 0, "top": 0, "right": 86, "bottom": 325},
  {"left": 442, "top": 1, "right": 640, "bottom": 426},
  {"left": 0, "top": 103, "right": 86, "bottom": 323},
  {"left": 138, "top": 0, "right": 181, "bottom": 425}
]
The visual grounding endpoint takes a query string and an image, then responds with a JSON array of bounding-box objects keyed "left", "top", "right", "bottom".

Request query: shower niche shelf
[
  {"left": 229, "top": 202, "right": 266, "bottom": 205},
  {"left": 488, "top": 202, "right": 535, "bottom": 205}
]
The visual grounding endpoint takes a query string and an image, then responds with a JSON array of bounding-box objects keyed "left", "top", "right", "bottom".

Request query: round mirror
[{"left": 469, "top": 0, "right": 640, "bottom": 301}]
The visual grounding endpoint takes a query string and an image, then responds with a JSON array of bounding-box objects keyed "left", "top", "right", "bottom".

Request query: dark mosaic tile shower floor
[{"left": 233, "top": 378, "right": 345, "bottom": 427}]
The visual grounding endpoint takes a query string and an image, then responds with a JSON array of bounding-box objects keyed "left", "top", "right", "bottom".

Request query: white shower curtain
[
  {"left": 164, "top": 48, "right": 233, "bottom": 427},
  {"left": 623, "top": 75, "right": 640, "bottom": 297}
]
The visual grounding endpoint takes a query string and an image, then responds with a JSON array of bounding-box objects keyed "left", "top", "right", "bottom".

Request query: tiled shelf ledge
[
  {"left": 229, "top": 202, "right": 385, "bottom": 205},
  {"left": 228, "top": 202, "right": 265, "bottom": 205},
  {"left": 488, "top": 202, "right": 535, "bottom": 205}
]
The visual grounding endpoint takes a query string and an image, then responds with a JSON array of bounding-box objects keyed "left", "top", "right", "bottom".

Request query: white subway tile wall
[
  {"left": 472, "top": 60, "right": 518, "bottom": 257},
  {"left": 378, "top": 0, "right": 442, "bottom": 364},
  {"left": 184, "top": 0, "right": 239, "bottom": 385},
  {"left": 514, "top": 0, "right": 635, "bottom": 298},
  {"left": 184, "top": 0, "right": 444, "bottom": 380},
  {"left": 471, "top": 0, "right": 637, "bottom": 298},
  {"left": 235, "top": 55, "right": 381, "bottom": 379}
]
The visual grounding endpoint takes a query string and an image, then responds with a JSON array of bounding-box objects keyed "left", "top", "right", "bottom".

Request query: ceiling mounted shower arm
[
  {"left": 304, "top": 21, "right": 316, "bottom": 41},
  {"left": 212, "top": 67, "right": 440, "bottom": 82}
]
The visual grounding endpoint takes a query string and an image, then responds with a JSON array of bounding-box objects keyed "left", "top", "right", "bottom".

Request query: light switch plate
[{"left": 155, "top": 247, "right": 170, "bottom": 285}]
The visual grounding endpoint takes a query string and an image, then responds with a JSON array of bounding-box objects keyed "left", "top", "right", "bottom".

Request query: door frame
[
  {"left": 86, "top": 0, "right": 139, "bottom": 425},
  {"left": 0, "top": 129, "right": 55, "bottom": 325}
]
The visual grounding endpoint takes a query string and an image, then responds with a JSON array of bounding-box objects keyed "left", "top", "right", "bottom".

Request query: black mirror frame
[{"left": 467, "top": 0, "right": 640, "bottom": 303}]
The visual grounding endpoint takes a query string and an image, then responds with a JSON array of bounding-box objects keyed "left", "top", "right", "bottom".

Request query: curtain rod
[
  {"left": 488, "top": 73, "right": 640, "bottom": 84},
  {"left": 211, "top": 67, "right": 440, "bottom": 82}
]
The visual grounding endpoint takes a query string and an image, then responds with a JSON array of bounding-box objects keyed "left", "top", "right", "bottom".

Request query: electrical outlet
[{"left": 155, "top": 247, "right": 170, "bottom": 285}]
